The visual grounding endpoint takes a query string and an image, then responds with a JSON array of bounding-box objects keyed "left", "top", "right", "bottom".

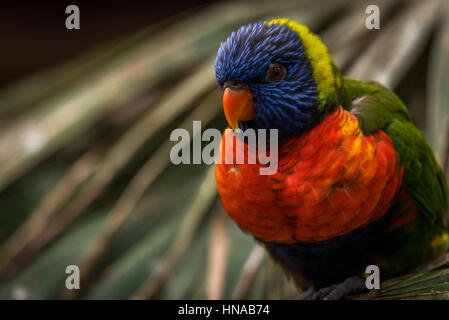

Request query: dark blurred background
[{"left": 0, "top": 1, "right": 215, "bottom": 88}]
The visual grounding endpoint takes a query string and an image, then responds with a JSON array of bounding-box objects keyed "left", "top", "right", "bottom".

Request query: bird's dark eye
[{"left": 267, "top": 63, "right": 286, "bottom": 81}]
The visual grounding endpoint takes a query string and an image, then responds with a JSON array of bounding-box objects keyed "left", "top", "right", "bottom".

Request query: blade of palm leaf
[
  {"left": 84, "top": 209, "right": 183, "bottom": 299},
  {"left": 256, "top": 259, "right": 298, "bottom": 300},
  {"left": 353, "top": 284, "right": 449, "bottom": 300},
  {"left": 386, "top": 279, "right": 449, "bottom": 299},
  {"left": 231, "top": 245, "right": 266, "bottom": 300},
  {"left": 374, "top": 273, "right": 444, "bottom": 296},
  {"left": 0, "top": 207, "right": 110, "bottom": 299},
  {"left": 241, "top": 258, "right": 279, "bottom": 300},
  {"left": 363, "top": 275, "right": 449, "bottom": 300},
  {"left": 321, "top": 0, "right": 389, "bottom": 49},
  {"left": 385, "top": 255, "right": 449, "bottom": 287},
  {"left": 347, "top": 254, "right": 448, "bottom": 299},
  {"left": 371, "top": 269, "right": 449, "bottom": 297},
  {"left": 184, "top": 268, "right": 210, "bottom": 299},
  {"left": 160, "top": 216, "right": 212, "bottom": 299},
  {"left": 384, "top": 292, "right": 449, "bottom": 300},
  {"left": 0, "top": 58, "right": 216, "bottom": 282},
  {"left": 205, "top": 205, "right": 230, "bottom": 300},
  {"left": 0, "top": 146, "right": 103, "bottom": 272},
  {"left": 373, "top": 252, "right": 449, "bottom": 293},
  {"left": 131, "top": 166, "right": 217, "bottom": 300},
  {"left": 63, "top": 89, "right": 222, "bottom": 299},
  {"left": 0, "top": 27, "right": 156, "bottom": 117},
  {"left": 245, "top": 260, "right": 271, "bottom": 299},
  {"left": 263, "top": 261, "right": 284, "bottom": 299},
  {"left": 271, "top": 0, "right": 352, "bottom": 33},
  {"left": 427, "top": 0, "right": 449, "bottom": 169},
  {"left": 81, "top": 178, "right": 201, "bottom": 299},
  {"left": 419, "top": 251, "right": 449, "bottom": 271},
  {"left": 321, "top": 0, "right": 399, "bottom": 69},
  {"left": 0, "top": 0, "right": 305, "bottom": 192},
  {"left": 0, "top": 91, "right": 161, "bottom": 277},
  {"left": 375, "top": 282, "right": 449, "bottom": 299},
  {"left": 349, "top": 254, "right": 449, "bottom": 299},
  {"left": 281, "top": 276, "right": 298, "bottom": 299},
  {"left": 347, "top": 0, "right": 441, "bottom": 89}
]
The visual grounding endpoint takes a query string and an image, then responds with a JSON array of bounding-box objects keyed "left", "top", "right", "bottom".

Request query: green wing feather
[{"left": 338, "top": 77, "right": 448, "bottom": 227}]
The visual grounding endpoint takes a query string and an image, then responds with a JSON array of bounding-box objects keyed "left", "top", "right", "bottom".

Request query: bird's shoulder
[{"left": 339, "top": 77, "right": 448, "bottom": 226}]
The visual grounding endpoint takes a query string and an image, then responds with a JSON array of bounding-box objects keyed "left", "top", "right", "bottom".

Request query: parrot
[{"left": 214, "top": 19, "right": 449, "bottom": 299}]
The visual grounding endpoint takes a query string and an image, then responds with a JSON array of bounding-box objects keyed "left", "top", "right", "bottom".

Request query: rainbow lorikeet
[{"left": 214, "top": 19, "right": 449, "bottom": 299}]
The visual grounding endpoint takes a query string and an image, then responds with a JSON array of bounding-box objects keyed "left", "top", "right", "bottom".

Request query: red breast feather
[{"left": 215, "top": 106, "right": 404, "bottom": 243}]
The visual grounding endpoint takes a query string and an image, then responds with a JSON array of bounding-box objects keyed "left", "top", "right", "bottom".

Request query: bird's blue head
[{"left": 214, "top": 19, "right": 339, "bottom": 140}]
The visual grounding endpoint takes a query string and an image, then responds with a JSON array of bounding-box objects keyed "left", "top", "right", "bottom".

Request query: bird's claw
[{"left": 297, "top": 276, "right": 366, "bottom": 300}]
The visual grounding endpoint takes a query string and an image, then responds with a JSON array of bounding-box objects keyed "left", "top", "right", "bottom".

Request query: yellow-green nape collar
[{"left": 267, "top": 18, "right": 337, "bottom": 109}]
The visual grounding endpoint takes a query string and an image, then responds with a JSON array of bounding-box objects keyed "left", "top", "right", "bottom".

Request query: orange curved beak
[{"left": 223, "top": 88, "right": 255, "bottom": 130}]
